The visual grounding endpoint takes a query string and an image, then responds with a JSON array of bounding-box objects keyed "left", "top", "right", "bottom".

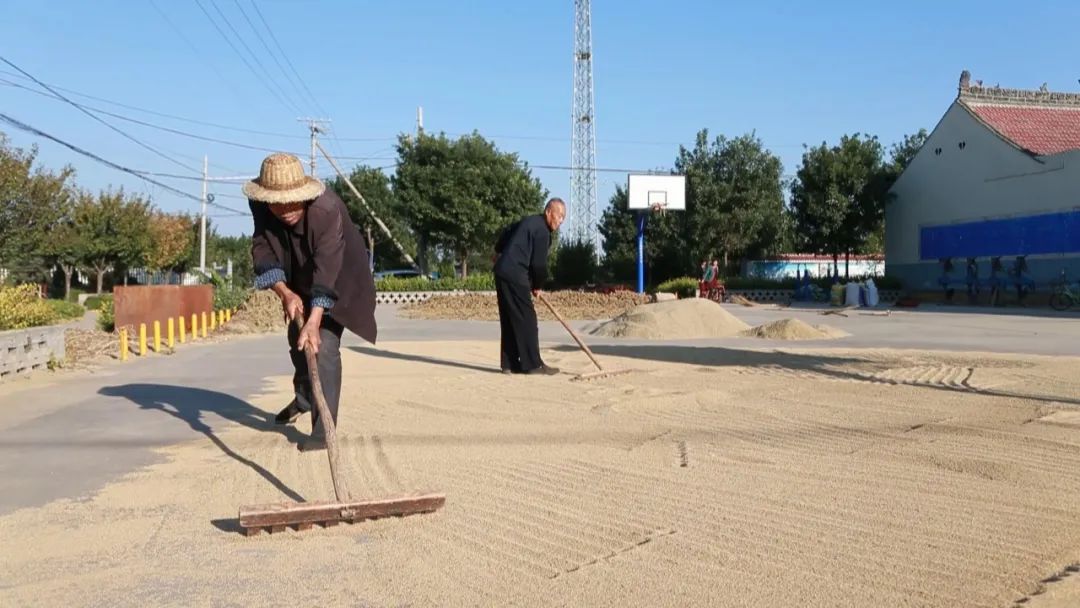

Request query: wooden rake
[
  {"left": 536, "top": 292, "right": 633, "bottom": 381},
  {"left": 237, "top": 318, "right": 445, "bottom": 536}
]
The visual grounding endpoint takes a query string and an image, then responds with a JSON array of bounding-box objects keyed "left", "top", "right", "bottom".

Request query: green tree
[
  {"left": 75, "top": 189, "right": 153, "bottom": 293},
  {"left": 789, "top": 134, "right": 887, "bottom": 276},
  {"left": 39, "top": 195, "right": 85, "bottom": 300},
  {"left": 597, "top": 184, "right": 688, "bottom": 286},
  {"left": 677, "top": 130, "right": 786, "bottom": 272},
  {"left": 393, "top": 132, "right": 546, "bottom": 277},
  {"left": 886, "top": 128, "right": 929, "bottom": 177},
  {"left": 0, "top": 134, "right": 76, "bottom": 283},
  {"left": 146, "top": 212, "right": 196, "bottom": 274},
  {"left": 552, "top": 236, "right": 598, "bottom": 287},
  {"left": 329, "top": 165, "right": 416, "bottom": 270}
]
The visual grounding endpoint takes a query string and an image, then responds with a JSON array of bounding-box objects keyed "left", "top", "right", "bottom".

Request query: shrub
[
  {"left": 375, "top": 273, "right": 496, "bottom": 292},
  {"left": 552, "top": 238, "right": 598, "bottom": 288},
  {"left": 656, "top": 277, "right": 699, "bottom": 299},
  {"left": 97, "top": 298, "right": 115, "bottom": 332},
  {"left": 215, "top": 285, "right": 251, "bottom": 311},
  {"left": 45, "top": 299, "right": 86, "bottom": 320},
  {"left": 0, "top": 285, "right": 60, "bottom": 330},
  {"left": 84, "top": 295, "right": 112, "bottom": 310}
]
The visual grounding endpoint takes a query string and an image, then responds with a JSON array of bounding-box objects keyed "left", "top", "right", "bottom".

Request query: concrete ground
[{"left": 1, "top": 301, "right": 1078, "bottom": 518}]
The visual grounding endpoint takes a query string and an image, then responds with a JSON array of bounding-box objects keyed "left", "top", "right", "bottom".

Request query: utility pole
[
  {"left": 199, "top": 155, "right": 208, "bottom": 274},
  {"left": 416, "top": 106, "right": 424, "bottom": 135},
  {"left": 297, "top": 117, "right": 331, "bottom": 176}
]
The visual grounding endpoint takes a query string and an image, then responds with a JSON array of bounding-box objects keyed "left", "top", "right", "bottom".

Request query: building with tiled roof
[{"left": 885, "top": 70, "right": 1080, "bottom": 291}]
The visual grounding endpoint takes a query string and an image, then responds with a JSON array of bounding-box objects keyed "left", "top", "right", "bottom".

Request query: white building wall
[{"left": 885, "top": 102, "right": 1080, "bottom": 288}]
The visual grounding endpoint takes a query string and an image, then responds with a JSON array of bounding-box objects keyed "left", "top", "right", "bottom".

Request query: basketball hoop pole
[{"left": 636, "top": 211, "right": 647, "bottom": 294}]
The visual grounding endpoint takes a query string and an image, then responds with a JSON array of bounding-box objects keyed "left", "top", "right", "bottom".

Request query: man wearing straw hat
[{"left": 244, "top": 153, "right": 377, "bottom": 452}]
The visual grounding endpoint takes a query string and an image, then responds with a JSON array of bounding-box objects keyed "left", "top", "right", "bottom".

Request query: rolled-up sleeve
[{"left": 310, "top": 205, "right": 345, "bottom": 310}]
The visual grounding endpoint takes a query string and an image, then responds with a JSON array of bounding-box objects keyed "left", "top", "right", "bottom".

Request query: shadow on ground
[
  {"left": 350, "top": 346, "right": 501, "bottom": 374},
  {"left": 98, "top": 384, "right": 308, "bottom": 506},
  {"left": 553, "top": 343, "right": 1080, "bottom": 406}
]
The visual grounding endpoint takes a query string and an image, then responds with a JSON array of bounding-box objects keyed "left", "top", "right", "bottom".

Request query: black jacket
[
  {"left": 250, "top": 189, "right": 378, "bottom": 344},
  {"left": 493, "top": 214, "right": 551, "bottom": 288}
]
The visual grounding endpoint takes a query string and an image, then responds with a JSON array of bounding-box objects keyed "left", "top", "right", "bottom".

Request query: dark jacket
[
  {"left": 493, "top": 214, "right": 551, "bottom": 288},
  {"left": 250, "top": 189, "right": 377, "bottom": 344}
]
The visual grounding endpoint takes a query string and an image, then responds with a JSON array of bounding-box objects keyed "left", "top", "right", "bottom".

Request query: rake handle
[
  {"left": 536, "top": 292, "right": 604, "bottom": 372},
  {"left": 294, "top": 316, "right": 349, "bottom": 502}
]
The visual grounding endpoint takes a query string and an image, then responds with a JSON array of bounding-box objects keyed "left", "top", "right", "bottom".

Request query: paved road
[{"left": 1, "top": 301, "right": 1077, "bottom": 516}]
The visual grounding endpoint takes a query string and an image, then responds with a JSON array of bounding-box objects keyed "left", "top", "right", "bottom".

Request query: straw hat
[{"left": 242, "top": 153, "right": 325, "bottom": 204}]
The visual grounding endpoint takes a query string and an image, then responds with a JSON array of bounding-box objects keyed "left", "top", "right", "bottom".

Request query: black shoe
[
  {"left": 525, "top": 365, "right": 560, "bottom": 375},
  {"left": 274, "top": 400, "right": 305, "bottom": 425}
]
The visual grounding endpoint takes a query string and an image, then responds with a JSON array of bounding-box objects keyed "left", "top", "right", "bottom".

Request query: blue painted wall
[{"left": 920, "top": 210, "right": 1080, "bottom": 260}]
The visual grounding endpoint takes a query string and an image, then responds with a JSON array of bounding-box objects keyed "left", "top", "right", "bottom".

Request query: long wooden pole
[
  {"left": 315, "top": 141, "right": 418, "bottom": 271},
  {"left": 294, "top": 317, "right": 349, "bottom": 502},
  {"left": 536, "top": 292, "right": 604, "bottom": 372}
]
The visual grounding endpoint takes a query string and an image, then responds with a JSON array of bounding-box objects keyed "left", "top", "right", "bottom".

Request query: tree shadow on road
[{"left": 98, "top": 384, "right": 308, "bottom": 506}]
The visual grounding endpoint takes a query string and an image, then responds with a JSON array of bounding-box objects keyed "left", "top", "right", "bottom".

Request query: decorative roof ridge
[{"left": 957, "top": 70, "right": 1080, "bottom": 108}]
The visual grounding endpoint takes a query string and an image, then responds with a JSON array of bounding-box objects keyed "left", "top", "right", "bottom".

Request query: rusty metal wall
[{"left": 114, "top": 286, "right": 213, "bottom": 329}]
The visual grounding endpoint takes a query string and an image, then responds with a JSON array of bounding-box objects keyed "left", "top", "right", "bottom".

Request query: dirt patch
[
  {"left": 741, "top": 318, "right": 849, "bottom": 340},
  {"left": 401, "top": 291, "right": 648, "bottom": 321},
  {"left": 590, "top": 299, "right": 750, "bottom": 339}
]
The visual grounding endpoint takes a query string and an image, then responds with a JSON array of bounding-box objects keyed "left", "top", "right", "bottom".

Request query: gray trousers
[{"left": 288, "top": 316, "right": 344, "bottom": 438}]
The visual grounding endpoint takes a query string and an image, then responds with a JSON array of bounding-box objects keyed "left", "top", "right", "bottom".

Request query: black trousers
[
  {"left": 288, "top": 316, "right": 345, "bottom": 438},
  {"left": 496, "top": 277, "right": 543, "bottom": 372}
]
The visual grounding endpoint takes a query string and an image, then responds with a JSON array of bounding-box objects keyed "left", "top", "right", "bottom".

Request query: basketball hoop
[{"left": 650, "top": 202, "right": 668, "bottom": 217}]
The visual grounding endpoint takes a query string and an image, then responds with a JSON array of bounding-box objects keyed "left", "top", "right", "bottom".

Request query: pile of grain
[
  {"left": 221, "top": 290, "right": 285, "bottom": 334},
  {"left": 741, "top": 318, "right": 848, "bottom": 340},
  {"left": 401, "top": 291, "right": 648, "bottom": 321},
  {"left": 589, "top": 299, "right": 750, "bottom": 339}
]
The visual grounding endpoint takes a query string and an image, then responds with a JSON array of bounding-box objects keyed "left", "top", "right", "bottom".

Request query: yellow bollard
[
  {"left": 167, "top": 317, "right": 175, "bottom": 349},
  {"left": 179, "top": 315, "right": 187, "bottom": 343},
  {"left": 153, "top": 320, "right": 161, "bottom": 353},
  {"left": 226, "top": 309, "right": 232, "bottom": 323},
  {"left": 218, "top": 310, "right": 225, "bottom": 327},
  {"left": 192, "top": 313, "right": 198, "bottom": 339},
  {"left": 139, "top": 324, "right": 147, "bottom": 357},
  {"left": 210, "top": 310, "right": 217, "bottom": 331},
  {"left": 119, "top": 328, "right": 128, "bottom": 362},
  {"left": 201, "top": 312, "right": 208, "bottom": 338}
]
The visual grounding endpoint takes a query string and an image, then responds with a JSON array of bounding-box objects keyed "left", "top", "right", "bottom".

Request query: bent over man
[
  {"left": 492, "top": 198, "right": 565, "bottom": 375},
  {"left": 245, "top": 153, "right": 377, "bottom": 451}
]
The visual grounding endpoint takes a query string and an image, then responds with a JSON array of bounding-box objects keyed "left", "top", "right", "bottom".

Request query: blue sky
[{"left": 2, "top": 1, "right": 1078, "bottom": 237}]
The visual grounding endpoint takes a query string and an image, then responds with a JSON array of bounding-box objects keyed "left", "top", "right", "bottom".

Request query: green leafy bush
[
  {"left": 84, "top": 295, "right": 112, "bottom": 310},
  {"left": 214, "top": 285, "right": 251, "bottom": 311},
  {"left": 45, "top": 299, "right": 85, "bottom": 320},
  {"left": 656, "top": 277, "right": 699, "bottom": 298},
  {"left": 97, "top": 298, "right": 115, "bottom": 332},
  {"left": 0, "top": 285, "right": 60, "bottom": 330}
]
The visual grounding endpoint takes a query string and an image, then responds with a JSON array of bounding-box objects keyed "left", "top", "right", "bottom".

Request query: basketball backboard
[{"left": 628, "top": 174, "right": 686, "bottom": 211}]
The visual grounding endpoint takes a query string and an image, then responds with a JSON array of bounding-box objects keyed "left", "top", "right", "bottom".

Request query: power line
[
  {"left": 250, "top": 0, "right": 329, "bottom": 118},
  {"left": 233, "top": 0, "right": 311, "bottom": 114},
  {"left": 0, "top": 77, "right": 392, "bottom": 161},
  {"left": 0, "top": 111, "right": 250, "bottom": 216},
  {"left": 193, "top": 0, "right": 299, "bottom": 115},
  {"left": 147, "top": 0, "right": 248, "bottom": 104},
  {"left": 208, "top": 0, "right": 305, "bottom": 115},
  {"left": 0, "top": 56, "right": 201, "bottom": 175}
]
